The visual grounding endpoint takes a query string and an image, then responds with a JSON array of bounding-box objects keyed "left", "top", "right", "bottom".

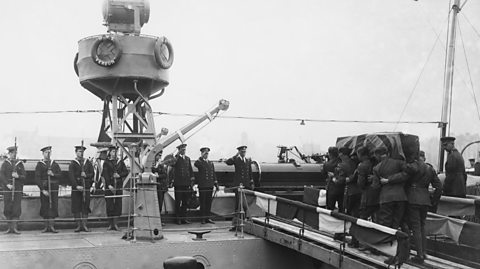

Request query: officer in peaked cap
[
  {"left": 0, "top": 145, "right": 26, "bottom": 234},
  {"left": 35, "top": 146, "right": 62, "bottom": 233},
  {"left": 68, "top": 145, "right": 94, "bottom": 232},
  {"left": 168, "top": 143, "right": 194, "bottom": 224},
  {"left": 194, "top": 147, "right": 218, "bottom": 224},
  {"left": 441, "top": 136, "right": 467, "bottom": 197},
  {"left": 225, "top": 145, "right": 254, "bottom": 231}
]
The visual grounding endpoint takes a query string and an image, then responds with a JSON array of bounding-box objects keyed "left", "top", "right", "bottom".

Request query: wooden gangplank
[{"left": 245, "top": 217, "right": 474, "bottom": 269}]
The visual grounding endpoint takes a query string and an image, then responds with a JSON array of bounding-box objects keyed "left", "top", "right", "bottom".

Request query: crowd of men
[
  {"left": 0, "top": 136, "right": 470, "bottom": 265},
  {"left": 152, "top": 144, "right": 253, "bottom": 229},
  {"left": 0, "top": 142, "right": 252, "bottom": 234},
  {"left": 320, "top": 136, "right": 468, "bottom": 265},
  {"left": 0, "top": 144, "right": 129, "bottom": 234}
]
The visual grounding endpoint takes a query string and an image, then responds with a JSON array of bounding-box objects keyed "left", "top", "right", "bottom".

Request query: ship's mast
[{"left": 438, "top": 0, "right": 461, "bottom": 172}]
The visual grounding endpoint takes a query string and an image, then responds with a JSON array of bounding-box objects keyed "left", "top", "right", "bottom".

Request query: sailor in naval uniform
[
  {"left": 35, "top": 146, "right": 62, "bottom": 233},
  {"left": 0, "top": 146, "right": 26, "bottom": 234},
  {"left": 102, "top": 146, "right": 129, "bottom": 230},
  {"left": 170, "top": 144, "right": 194, "bottom": 225},
  {"left": 194, "top": 147, "right": 218, "bottom": 224},
  {"left": 152, "top": 150, "right": 168, "bottom": 218},
  {"left": 93, "top": 147, "right": 109, "bottom": 194},
  {"left": 441, "top": 136, "right": 467, "bottom": 198},
  {"left": 225, "top": 145, "right": 253, "bottom": 231},
  {"left": 68, "top": 145, "right": 94, "bottom": 232}
]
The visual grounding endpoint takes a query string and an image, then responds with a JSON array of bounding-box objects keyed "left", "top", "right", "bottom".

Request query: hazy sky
[{"left": 0, "top": 0, "right": 479, "bottom": 162}]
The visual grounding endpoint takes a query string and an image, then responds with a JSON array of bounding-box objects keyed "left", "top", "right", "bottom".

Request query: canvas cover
[{"left": 336, "top": 132, "right": 420, "bottom": 161}]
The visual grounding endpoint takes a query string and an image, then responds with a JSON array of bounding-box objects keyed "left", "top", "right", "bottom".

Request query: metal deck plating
[{"left": 0, "top": 221, "right": 316, "bottom": 269}]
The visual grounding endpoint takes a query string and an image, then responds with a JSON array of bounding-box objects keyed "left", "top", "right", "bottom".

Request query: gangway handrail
[{"left": 241, "top": 189, "right": 408, "bottom": 238}]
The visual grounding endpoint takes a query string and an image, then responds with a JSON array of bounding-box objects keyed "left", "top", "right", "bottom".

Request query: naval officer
[
  {"left": 68, "top": 145, "right": 94, "bottom": 232},
  {"left": 194, "top": 147, "right": 218, "bottom": 224},
  {"left": 170, "top": 144, "right": 194, "bottom": 224},
  {"left": 225, "top": 145, "right": 254, "bottom": 231},
  {"left": 0, "top": 146, "right": 26, "bottom": 234},
  {"left": 441, "top": 136, "right": 467, "bottom": 198},
  {"left": 35, "top": 146, "right": 62, "bottom": 233}
]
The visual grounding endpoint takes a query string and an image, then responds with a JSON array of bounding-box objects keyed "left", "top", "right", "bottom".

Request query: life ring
[
  {"left": 154, "top": 36, "right": 174, "bottom": 69},
  {"left": 74, "top": 52, "right": 79, "bottom": 76},
  {"left": 91, "top": 35, "right": 122, "bottom": 67}
]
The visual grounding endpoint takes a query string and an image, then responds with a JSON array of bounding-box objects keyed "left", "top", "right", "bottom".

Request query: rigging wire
[
  {"left": 393, "top": 4, "right": 449, "bottom": 131},
  {"left": 458, "top": 18, "right": 480, "bottom": 122},
  {"left": 461, "top": 13, "right": 480, "bottom": 40},
  {"left": 0, "top": 110, "right": 102, "bottom": 115},
  {"left": 0, "top": 109, "right": 440, "bottom": 125},
  {"left": 419, "top": 3, "right": 480, "bottom": 131},
  {"left": 393, "top": 21, "right": 445, "bottom": 131}
]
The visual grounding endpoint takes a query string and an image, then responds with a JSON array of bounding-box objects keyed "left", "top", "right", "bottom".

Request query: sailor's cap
[{"left": 75, "top": 146, "right": 87, "bottom": 151}]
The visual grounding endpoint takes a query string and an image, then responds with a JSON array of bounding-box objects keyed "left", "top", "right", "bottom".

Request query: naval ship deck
[{"left": 0, "top": 221, "right": 318, "bottom": 269}]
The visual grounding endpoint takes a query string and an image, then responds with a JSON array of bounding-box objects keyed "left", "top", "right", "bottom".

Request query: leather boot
[
  {"left": 49, "top": 220, "right": 58, "bottom": 233},
  {"left": 112, "top": 217, "right": 119, "bottom": 231},
  {"left": 74, "top": 218, "right": 82, "bottom": 232},
  {"left": 82, "top": 215, "right": 90, "bottom": 232},
  {"left": 11, "top": 220, "right": 20, "bottom": 234},
  {"left": 107, "top": 218, "right": 114, "bottom": 230},
  {"left": 41, "top": 220, "right": 49, "bottom": 233},
  {"left": 5, "top": 220, "right": 12, "bottom": 234}
]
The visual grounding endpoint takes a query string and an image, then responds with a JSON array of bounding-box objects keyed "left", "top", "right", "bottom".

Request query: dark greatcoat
[
  {"left": 320, "top": 157, "right": 341, "bottom": 188},
  {"left": 152, "top": 162, "right": 168, "bottom": 214},
  {"left": 102, "top": 158, "right": 129, "bottom": 217},
  {"left": 0, "top": 159, "right": 26, "bottom": 219},
  {"left": 68, "top": 158, "right": 94, "bottom": 214},
  {"left": 195, "top": 157, "right": 217, "bottom": 220},
  {"left": 194, "top": 158, "right": 217, "bottom": 188},
  {"left": 357, "top": 159, "right": 380, "bottom": 208},
  {"left": 444, "top": 149, "right": 467, "bottom": 197},
  {"left": 372, "top": 158, "right": 408, "bottom": 204},
  {"left": 338, "top": 158, "right": 360, "bottom": 196},
  {"left": 225, "top": 155, "right": 253, "bottom": 188},
  {"left": 171, "top": 155, "right": 194, "bottom": 187},
  {"left": 405, "top": 161, "right": 443, "bottom": 206},
  {"left": 35, "top": 160, "right": 62, "bottom": 219}
]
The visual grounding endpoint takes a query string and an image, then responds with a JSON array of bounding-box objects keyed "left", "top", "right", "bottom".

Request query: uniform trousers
[
  {"left": 39, "top": 183, "right": 59, "bottom": 219},
  {"left": 199, "top": 187, "right": 213, "bottom": 221},
  {"left": 326, "top": 185, "right": 344, "bottom": 212},
  {"left": 174, "top": 186, "right": 190, "bottom": 220},
  {"left": 407, "top": 205, "right": 428, "bottom": 258},
  {"left": 377, "top": 201, "right": 406, "bottom": 229}
]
